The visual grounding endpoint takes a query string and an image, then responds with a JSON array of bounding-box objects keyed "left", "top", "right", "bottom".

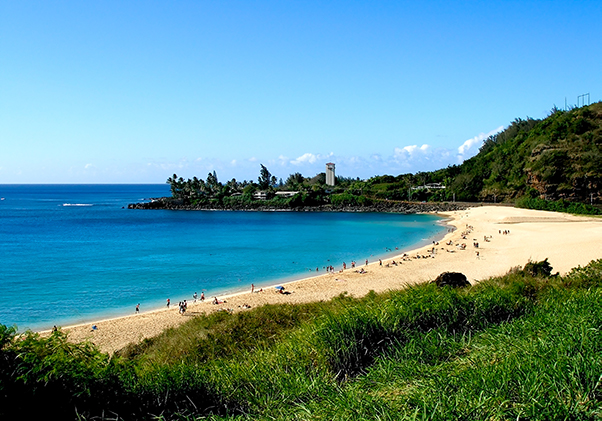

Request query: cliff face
[
  {"left": 525, "top": 170, "right": 601, "bottom": 202},
  {"left": 522, "top": 104, "right": 602, "bottom": 202}
]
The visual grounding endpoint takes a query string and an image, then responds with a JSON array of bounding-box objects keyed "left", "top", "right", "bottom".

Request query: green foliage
[
  {"left": 330, "top": 193, "right": 373, "bottom": 207},
  {"left": 440, "top": 102, "right": 602, "bottom": 203},
  {"left": 118, "top": 302, "right": 333, "bottom": 365},
  {"left": 516, "top": 197, "right": 601, "bottom": 215},
  {"left": 258, "top": 164, "right": 272, "bottom": 190},
  {"left": 522, "top": 258, "right": 555, "bottom": 277},
  {"left": 284, "top": 172, "right": 305, "bottom": 188}
]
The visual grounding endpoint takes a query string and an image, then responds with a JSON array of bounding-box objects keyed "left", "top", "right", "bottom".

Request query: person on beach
[
  {"left": 166, "top": 298, "right": 170, "bottom": 308},
  {"left": 251, "top": 284, "right": 255, "bottom": 293},
  {"left": 200, "top": 292, "right": 205, "bottom": 301},
  {"left": 135, "top": 304, "right": 140, "bottom": 314},
  {"left": 193, "top": 292, "right": 198, "bottom": 302}
]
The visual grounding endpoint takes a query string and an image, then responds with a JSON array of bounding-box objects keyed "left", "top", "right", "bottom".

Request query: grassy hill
[
  {"left": 403, "top": 102, "right": 602, "bottom": 203},
  {"left": 2, "top": 259, "right": 601, "bottom": 420}
]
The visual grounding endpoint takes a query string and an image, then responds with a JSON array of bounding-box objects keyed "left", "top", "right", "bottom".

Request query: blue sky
[{"left": 1, "top": 1, "right": 601, "bottom": 184}]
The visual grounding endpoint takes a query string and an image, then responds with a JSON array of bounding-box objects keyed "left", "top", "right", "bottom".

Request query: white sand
[{"left": 47, "top": 206, "right": 602, "bottom": 354}]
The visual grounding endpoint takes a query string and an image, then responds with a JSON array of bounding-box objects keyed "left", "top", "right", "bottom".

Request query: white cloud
[
  {"left": 457, "top": 126, "right": 504, "bottom": 158},
  {"left": 291, "top": 153, "right": 318, "bottom": 165},
  {"left": 290, "top": 152, "right": 334, "bottom": 166},
  {"left": 85, "top": 163, "right": 95, "bottom": 169},
  {"left": 392, "top": 144, "right": 432, "bottom": 167},
  {"left": 394, "top": 143, "right": 430, "bottom": 157}
]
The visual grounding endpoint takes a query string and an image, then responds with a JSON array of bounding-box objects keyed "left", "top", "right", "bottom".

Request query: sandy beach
[{"left": 52, "top": 206, "right": 602, "bottom": 354}]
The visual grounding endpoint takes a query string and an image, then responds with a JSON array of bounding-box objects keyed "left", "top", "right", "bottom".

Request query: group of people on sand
[
  {"left": 384, "top": 260, "right": 400, "bottom": 267},
  {"left": 164, "top": 291, "right": 204, "bottom": 313}
]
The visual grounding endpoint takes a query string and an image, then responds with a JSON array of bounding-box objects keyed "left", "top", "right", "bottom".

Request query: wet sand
[{"left": 48, "top": 206, "right": 602, "bottom": 354}]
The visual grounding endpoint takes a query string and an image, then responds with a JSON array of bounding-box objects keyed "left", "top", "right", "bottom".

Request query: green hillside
[{"left": 422, "top": 102, "right": 602, "bottom": 203}]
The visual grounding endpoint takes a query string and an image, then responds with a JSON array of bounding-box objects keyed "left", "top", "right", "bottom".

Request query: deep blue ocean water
[{"left": 0, "top": 185, "right": 447, "bottom": 331}]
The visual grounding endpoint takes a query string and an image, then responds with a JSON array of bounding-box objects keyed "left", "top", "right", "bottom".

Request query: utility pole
[{"left": 578, "top": 93, "right": 590, "bottom": 107}]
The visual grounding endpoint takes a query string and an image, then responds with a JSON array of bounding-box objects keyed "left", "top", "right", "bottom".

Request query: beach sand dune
[{"left": 50, "top": 206, "right": 602, "bottom": 354}]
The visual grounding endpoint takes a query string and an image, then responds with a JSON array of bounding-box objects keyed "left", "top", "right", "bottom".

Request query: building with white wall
[{"left": 326, "top": 163, "right": 335, "bottom": 186}]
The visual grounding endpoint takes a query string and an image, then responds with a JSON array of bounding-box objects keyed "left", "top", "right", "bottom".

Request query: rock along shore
[{"left": 128, "top": 197, "right": 469, "bottom": 213}]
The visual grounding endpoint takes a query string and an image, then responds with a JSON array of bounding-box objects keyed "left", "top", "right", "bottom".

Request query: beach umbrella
[{"left": 275, "top": 285, "right": 285, "bottom": 290}]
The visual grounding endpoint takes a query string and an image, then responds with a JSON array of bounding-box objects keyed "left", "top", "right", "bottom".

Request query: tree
[
  {"left": 258, "top": 164, "right": 272, "bottom": 190},
  {"left": 166, "top": 174, "right": 179, "bottom": 197},
  {"left": 285, "top": 172, "right": 305, "bottom": 189},
  {"left": 206, "top": 172, "right": 220, "bottom": 195}
]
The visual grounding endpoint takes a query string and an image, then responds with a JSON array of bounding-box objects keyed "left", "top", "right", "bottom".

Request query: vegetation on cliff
[
  {"left": 2, "top": 259, "right": 602, "bottom": 420},
  {"left": 431, "top": 102, "right": 602, "bottom": 203}
]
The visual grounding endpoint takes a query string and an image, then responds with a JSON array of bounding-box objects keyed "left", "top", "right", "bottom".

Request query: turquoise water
[{"left": 0, "top": 185, "right": 446, "bottom": 331}]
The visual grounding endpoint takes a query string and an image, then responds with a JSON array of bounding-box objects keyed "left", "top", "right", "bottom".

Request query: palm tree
[{"left": 166, "top": 174, "right": 179, "bottom": 197}]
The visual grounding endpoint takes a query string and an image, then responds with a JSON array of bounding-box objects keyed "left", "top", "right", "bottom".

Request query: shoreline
[
  {"left": 38, "top": 213, "right": 452, "bottom": 334},
  {"left": 46, "top": 206, "right": 602, "bottom": 354}
]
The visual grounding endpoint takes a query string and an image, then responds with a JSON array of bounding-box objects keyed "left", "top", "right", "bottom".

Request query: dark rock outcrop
[
  {"left": 432, "top": 272, "right": 471, "bottom": 288},
  {"left": 128, "top": 197, "right": 468, "bottom": 213}
]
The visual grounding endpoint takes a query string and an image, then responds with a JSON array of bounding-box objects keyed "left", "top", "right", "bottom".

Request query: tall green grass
[{"left": 1, "top": 259, "right": 601, "bottom": 420}]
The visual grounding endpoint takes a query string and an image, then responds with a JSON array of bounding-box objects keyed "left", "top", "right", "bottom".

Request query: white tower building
[{"left": 326, "top": 162, "right": 335, "bottom": 186}]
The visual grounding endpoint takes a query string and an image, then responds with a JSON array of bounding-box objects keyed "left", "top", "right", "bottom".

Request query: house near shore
[
  {"left": 275, "top": 191, "right": 299, "bottom": 198},
  {"left": 411, "top": 183, "right": 446, "bottom": 190},
  {"left": 253, "top": 191, "right": 269, "bottom": 200},
  {"left": 253, "top": 190, "right": 299, "bottom": 200}
]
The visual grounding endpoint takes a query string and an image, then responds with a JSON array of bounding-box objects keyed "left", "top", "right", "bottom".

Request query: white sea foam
[{"left": 62, "top": 203, "right": 93, "bottom": 207}]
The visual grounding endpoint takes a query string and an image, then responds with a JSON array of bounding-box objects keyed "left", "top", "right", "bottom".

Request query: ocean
[{"left": 0, "top": 184, "right": 447, "bottom": 331}]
